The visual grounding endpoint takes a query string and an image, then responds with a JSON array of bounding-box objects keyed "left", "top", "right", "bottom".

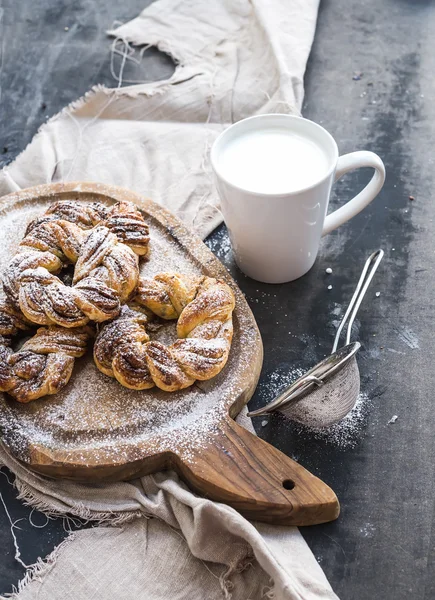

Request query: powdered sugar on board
[
  {"left": 0, "top": 194, "right": 261, "bottom": 470},
  {"left": 0, "top": 202, "right": 50, "bottom": 272}
]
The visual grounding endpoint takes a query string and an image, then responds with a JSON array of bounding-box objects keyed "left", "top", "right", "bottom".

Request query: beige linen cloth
[{"left": 0, "top": 0, "right": 339, "bottom": 598}]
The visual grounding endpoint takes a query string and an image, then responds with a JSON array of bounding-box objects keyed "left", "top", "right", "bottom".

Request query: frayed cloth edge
[
  {"left": 0, "top": 75, "right": 175, "bottom": 195},
  {"left": 107, "top": 27, "right": 183, "bottom": 66},
  {"left": 219, "top": 550, "right": 256, "bottom": 600},
  {"left": 13, "top": 477, "right": 145, "bottom": 526},
  {"left": 0, "top": 532, "right": 77, "bottom": 600}
]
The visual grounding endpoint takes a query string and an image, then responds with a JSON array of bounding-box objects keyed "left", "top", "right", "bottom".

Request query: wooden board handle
[{"left": 176, "top": 418, "right": 340, "bottom": 526}]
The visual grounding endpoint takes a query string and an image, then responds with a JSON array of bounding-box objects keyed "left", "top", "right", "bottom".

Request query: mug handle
[{"left": 322, "top": 151, "right": 385, "bottom": 236}]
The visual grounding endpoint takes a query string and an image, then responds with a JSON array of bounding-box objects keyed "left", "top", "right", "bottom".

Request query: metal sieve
[{"left": 248, "top": 250, "right": 384, "bottom": 428}]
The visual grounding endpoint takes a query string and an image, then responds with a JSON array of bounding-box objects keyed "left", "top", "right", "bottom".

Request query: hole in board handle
[{"left": 282, "top": 479, "right": 295, "bottom": 490}]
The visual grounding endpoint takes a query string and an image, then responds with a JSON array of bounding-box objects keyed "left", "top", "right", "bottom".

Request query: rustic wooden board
[{"left": 0, "top": 182, "right": 339, "bottom": 526}]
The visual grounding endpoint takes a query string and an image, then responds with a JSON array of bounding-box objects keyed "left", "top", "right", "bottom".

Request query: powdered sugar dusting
[
  {"left": 206, "top": 233, "right": 232, "bottom": 262},
  {"left": 255, "top": 365, "right": 372, "bottom": 449},
  {"left": 291, "top": 391, "right": 372, "bottom": 449},
  {"left": 0, "top": 204, "right": 48, "bottom": 273},
  {"left": 0, "top": 195, "right": 261, "bottom": 469},
  {"left": 142, "top": 228, "right": 201, "bottom": 278}
]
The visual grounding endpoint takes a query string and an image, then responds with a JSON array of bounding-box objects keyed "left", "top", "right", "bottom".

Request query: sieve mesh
[{"left": 279, "top": 357, "right": 360, "bottom": 428}]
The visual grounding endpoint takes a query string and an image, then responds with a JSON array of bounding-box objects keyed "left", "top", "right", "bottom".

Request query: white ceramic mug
[{"left": 210, "top": 114, "right": 386, "bottom": 283}]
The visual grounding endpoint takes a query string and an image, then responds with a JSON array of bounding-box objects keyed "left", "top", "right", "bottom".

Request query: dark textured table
[{"left": 0, "top": 0, "right": 433, "bottom": 598}]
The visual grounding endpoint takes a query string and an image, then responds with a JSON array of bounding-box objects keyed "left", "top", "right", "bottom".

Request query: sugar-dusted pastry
[
  {"left": 102, "top": 201, "right": 150, "bottom": 256},
  {"left": 3, "top": 201, "right": 150, "bottom": 328},
  {"left": 0, "top": 298, "right": 92, "bottom": 403},
  {"left": 25, "top": 200, "right": 150, "bottom": 256},
  {"left": 94, "top": 273, "right": 235, "bottom": 392},
  {"left": 25, "top": 200, "right": 109, "bottom": 233}
]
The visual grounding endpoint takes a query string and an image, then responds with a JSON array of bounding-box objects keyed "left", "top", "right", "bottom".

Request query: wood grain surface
[{"left": 0, "top": 182, "right": 339, "bottom": 526}]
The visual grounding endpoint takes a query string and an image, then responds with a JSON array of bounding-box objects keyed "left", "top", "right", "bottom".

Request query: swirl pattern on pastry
[
  {"left": 0, "top": 298, "right": 33, "bottom": 337},
  {"left": 25, "top": 200, "right": 109, "bottom": 233},
  {"left": 93, "top": 273, "right": 235, "bottom": 391},
  {"left": 0, "top": 299, "right": 93, "bottom": 403},
  {"left": 25, "top": 200, "right": 150, "bottom": 256},
  {"left": 3, "top": 201, "right": 149, "bottom": 328}
]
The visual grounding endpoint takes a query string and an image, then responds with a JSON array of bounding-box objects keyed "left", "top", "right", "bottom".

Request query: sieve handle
[{"left": 332, "top": 249, "right": 384, "bottom": 352}]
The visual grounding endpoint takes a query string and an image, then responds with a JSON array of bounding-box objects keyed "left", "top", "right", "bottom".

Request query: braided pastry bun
[
  {"left": 25, "top": 200, "right": 109, "bottom": 233},
  {"left": 0, "top": 298, "right": 92, "bottom": 402},
  {"left": 3, "top": 201, "right": 149, "bottom": 328},
  {"left": 0, "top": 297, "right": 33, "bottom": 337},
  {"left": 94, "top": 273, "right": 235, "bottom": 392},
  {"left": 25, "top": 200, "right": 150, "bottom": 256}
]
